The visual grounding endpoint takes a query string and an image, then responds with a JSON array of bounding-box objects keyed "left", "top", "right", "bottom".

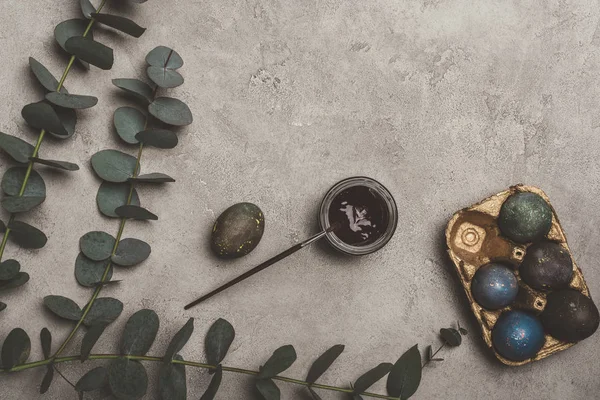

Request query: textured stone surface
[{"left": 0, "top": 0, "right": 599, "bottom": 399}]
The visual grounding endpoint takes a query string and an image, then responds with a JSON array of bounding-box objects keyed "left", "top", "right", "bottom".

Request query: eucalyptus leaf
[
  {"left": 205, "top": 318, "right": 235, "bottom": 366},
  {"left": 112, "top": 238, "right": 151, "bottom": 267},
  {"left": 28, "top": 57, "right": 67, "bottom": 93},
  {"left": 30, "top": 157, "right": 79, "bottom": 171},
  {"left": 91, "top": 13, "right": 146, "bottom": 38},
  {"left": 39, "top": 365, "right": 54, "bottom": 394},
  {"left": 21, "top": 102, "right": 68, "bottom": 136},
  {"left": 80, "top": 231, "right": 116, "bottom": 261},
  {"left": 426, "top": 345, "right": 432, "bottom": 361},
  {"left": 44, "top": 295, "right": 82, "bottom": 321},
  {"left": 200, "top": 365, "right": 222, "bottom": 400},
  {"left": 108, "top": 358, "right": 148, "bottom": 400},
  {"left": 96, "top": 181, "right": 141, "bottom": 218},
  {"left": 146, "top": 46, "right": 183, "bottom": 69},
  {"left": 46, "top": 92, "right": 98, "bottom": 110},
  {"left": 8, "top": 221, "right": 47, "bottom": 249},
  {"left": 0, "top": 132, "right": 34, "bottom": 163},
  {"left": 1, "top": 328, "right": 31, "bottom": 369},
  {"left": 0, "top": 272, "right": 30, "bottom": 291},
  {"left": 257, "top": 345, "right": 297, "bottom": 379},
  {"left": 1, "top": 196, "right": 45, "bottom": 213},
  {"left": 0, "top": 260, "right": 20, "bottom": 280},
  {"left": 80, "top": 0, "right": 96, "bottom": 19},
  {"left": 52, "top": 105, "right": 77, "bottom": 139},
  {"left": 115, "top": 205, "right": 158, "bottom": 220},
  {"left": 459, "top": 327, "right": 468, "bottom": 336},
  {"left": 81, "top": 323, "right": 108, "bottom": 362},
  {"left": 40, "top": 328, "right": 52, "bottom": 359},
  {"left": 65, "top": 36, "right": 114, "bottom": 70},
  {"left": 440, "top": 328, "right": 462, "bottom": 347},
  {"left": 308, "top": 387, "right": 323, "bottom": 400},
  {"left": 147, "top": 66, "right": 184, "bottom": 89},
  {"left": 353, "top": 363, "right": 393, "bottom": 394},
  {"left": 121, "top": 309, "right": 159, "bottom": 356},
  {"left": 148, "top": 97, "right": 193, "bottom": 126},
  {"left": 135, "top": 129, "right": 178, "bottom": 149},
  {"left": 0, "top": 302, "right": 6, "bottom": 312},
  {"left": 83, "top": 297, "right": 123, "bottom": 326},
  {"left": 76, "top": 367, "right": 107, "bottom": 392},
  {"left": 2, "top": 166, "right": 46, "bottom": 197},
  {"left": 113, "top": 79, "right": 154, "bottom": 104},
  {"left": 91, "top": 149, "right": 137, "bottom": 183},
  {"left": 75, "top": 252, "right": 112, "bottom": 287},
  {"left": 54, "top": 19, "right": 93, "bottom": 68},
  {"left": 114, "top": 107, "right": 145, "bottom": 144},
  {"left": 129, "top": 173, "right": 175, "bottom": 183},
  {"left": 159, "top": 355, "right": 186, "bottom": 400},
  {"left": 306, "top": 344, "right": 344, "bottom": 384},
  {"left": 163, "top": 318, "right": 193, "bottom": 363},
  {"left": 387, "top": 345, "right": 422, "bottom": 400},
  {"left": 256, "top": 378, "right": 280, "bottom": 400}
]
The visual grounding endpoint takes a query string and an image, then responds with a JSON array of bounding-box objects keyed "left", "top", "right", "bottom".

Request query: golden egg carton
[{"left": 445, "top": 184, "right": 591, "bottom": 366}]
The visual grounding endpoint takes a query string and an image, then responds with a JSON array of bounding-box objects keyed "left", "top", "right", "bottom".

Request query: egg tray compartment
[{"left": 445, "top": 184, "right": 591, "bottom": 366}]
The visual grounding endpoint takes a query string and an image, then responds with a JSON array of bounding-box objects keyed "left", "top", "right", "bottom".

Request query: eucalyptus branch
[{"left": 0, "top": 0, "right": 147, "bottom": 312}]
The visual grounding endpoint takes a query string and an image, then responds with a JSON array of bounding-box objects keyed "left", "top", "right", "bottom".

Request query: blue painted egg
[
  {"left": 471, "top": 263, "right": 518, "bottom": 310},
  {"left": 492, "top": 310, "right": 545, "bottom": 362}
]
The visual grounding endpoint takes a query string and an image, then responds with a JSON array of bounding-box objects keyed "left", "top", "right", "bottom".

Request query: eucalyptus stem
[
  {"left": 0, "top": 0, "right": 108, "bottom": 263},
  {"left": 2, "top": 354, "right": 399, "bottom": 400},
  {"left": 421, "top": 343, "right": 446, "bottom": 369}
]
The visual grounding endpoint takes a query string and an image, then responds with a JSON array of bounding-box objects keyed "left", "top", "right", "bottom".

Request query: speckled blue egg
[
  {"left": 471, "top": 263, "right": 518, "bottom": 310},
  {"left": 492, "top": 310, "right": 545, "bottom": 362}
]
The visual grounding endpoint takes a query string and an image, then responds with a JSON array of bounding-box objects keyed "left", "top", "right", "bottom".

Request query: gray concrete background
[{"left": 0, "top": 0, "right": 599, "bottom": 399}]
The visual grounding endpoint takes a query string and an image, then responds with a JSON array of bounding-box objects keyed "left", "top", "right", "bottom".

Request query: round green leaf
[
  {"left": 108, "top": 358, "right": 148, "bottom": 400},
  {"left": 54, "top": 19, "right": 93, "bottom": 69},
  {"left": 387, "top": 344, "right": 422, "bottom": 400},
  {"left": 46, "top": 92, "right": 98, "bottom": 109},
  {"left": 96, "top": 182, "right": 141, "bottom": 218},
  {"left": 306, "top": 344, "right": 345, "bottom": 384},
  {"left": 51, "top": 105, "right": 77, "bottom": 139},
  {"left": 30, "top": 157, "right": 79, "bottom": 171},
  {"left": 0, "top": 132, "right": 34, "bottom": 163},
  {"left": 8, "top": 221, "right": 47, "bottom": 249},
  {"left": 84, "top": 297, "right": 123, "bottom": 326},
  {"left": 114, "top": 107, "right": 145, "bottom": 144},
  {"left": 80, "top": 0, "right": 95, "bottom": 19},
  {"left": 257, "top": 345, "right": 297, "bottom": 379},
  {"left": 1, "top": 328, "right": 31, "bottom": 369},
  {"left": 0, "top": 259, "right": 20, "bottom": 280},
  {"left": 44, "top": 295, "right": 82, "bottom": 321},
  {"left": 112, "top": 238, "right": 151, "bottom": 267},
  {"left": 21, "top": 102, "right": 68, "bottom": 136},
  {"left": 80, "top": 231, "right": 116, "bottom": 261},
  {"left": 205, "top": 318, "right": 235, "bottom": 366},
  {"left": 147, "top": 66, "right": 184, "bottom": 89},
  {"left": 0, "top": 272, "right": 29, "bottom": 291},
  {"left": 159, "top": 356, "right": 186, "bottom": 400},
  {"left": 146, "top": 46, "right": 183, "bottom": 69},
  {"left": 91, "top": 13, "right": 146, "bottom": 38},
  {"left": 148, "top": 97, "right": 193, "bottom": 126},
  {"left": 200, "top": 365, "right": 222, "bottom": 400},
  {"left": 29, "top": 57, "right": 67, "bottom": 93},
  {"left": 65, "top": 36, "right": 114, "bottom": 70},
  {"left": 115, "top": 205, "right": 158, "bottom": 220},
  {"left": 40, "top": 328, "right": 52, "bottom": 359},
  {"left": 164, "top": 318, "right": 194, "bottom": 362},
  {"left": 2, "top": 167, "right": 46, "bottom": 197},
  {"left": 91, "top": 149, "right": 137, "bottom": 182},
  {"left": 76, "top": 367, "right": 107, "bottom": 392},
  {"left": 256, "top": 379, "right": 280, "bottom": 400},
  {"left": 440, "top": 328, "right": 462, "bottom": 347},
  {"left": 129, "top": 173, "right": 175, "bottom": 183},
  {"left": 112, "top": 79, "right": 153, "bottom": 104},
  {"left": 121, "top": 309, "right": 159, "bottom": 356},
  {"left": 75, "top": 252, "right": 112, "bottom": 287},
  {"left": 1, "top": 196, "right": 45, "bottom": 213},
  {"left": 135, "top": 129, "right": 178, "bottom": 149}
]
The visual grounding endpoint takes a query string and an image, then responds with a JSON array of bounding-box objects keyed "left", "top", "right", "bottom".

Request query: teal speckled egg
[
  {"left": 498, "top": 192, "right": 552, "bottom": 243},
  {"left": 492, "top": 310, "right": 545, "bottom": 362}
]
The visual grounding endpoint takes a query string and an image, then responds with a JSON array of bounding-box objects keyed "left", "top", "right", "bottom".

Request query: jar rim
[{"left": 318, "top": 176, "right": 398, "bottom": 256}]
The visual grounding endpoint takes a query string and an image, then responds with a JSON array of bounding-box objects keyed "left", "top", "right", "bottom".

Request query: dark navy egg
[
  {"left": 471, "top": 263, "right": 518, "bottom": 310},
  {"left": 541, "top": 289, "right": 600, "bottom": 342},
  {"left": 498, "top": 192, "right": 553, "bottom": 243},
  {"left": 520, "top": 242, "right": 573, "bottom": 291},
  {"left": 492, "top": 310, "right": 545, "bottom": 362}
]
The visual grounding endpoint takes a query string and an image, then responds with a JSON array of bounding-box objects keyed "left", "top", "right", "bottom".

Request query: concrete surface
[{"left": 0, "top": 0, "right": 599, "bottom": 399}]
